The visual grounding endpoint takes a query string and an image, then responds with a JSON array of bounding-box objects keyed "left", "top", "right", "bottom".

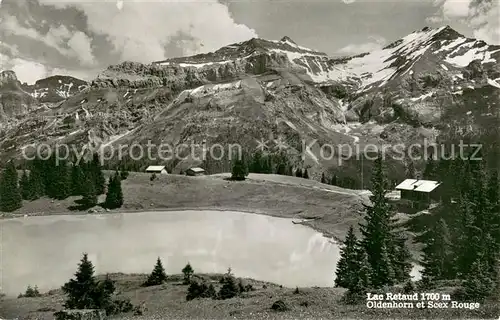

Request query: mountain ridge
[{"left": 0, "top": 25, "right": 499, "bottom": 180}]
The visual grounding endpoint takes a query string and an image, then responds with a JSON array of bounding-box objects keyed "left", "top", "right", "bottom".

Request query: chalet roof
[
  {"left": 187, "top": 167, "right": 205, "bottom": 172},
  {"left": 145, "top": 165, "right": 166, "bottom": 172},
  {"left": 395, "top": 179, "right": 441, "bottom": 193}
]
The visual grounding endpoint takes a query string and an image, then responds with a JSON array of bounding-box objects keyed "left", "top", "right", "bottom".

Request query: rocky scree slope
[{"left": 0, "top": 26, "right": 499, "bottom": 176}]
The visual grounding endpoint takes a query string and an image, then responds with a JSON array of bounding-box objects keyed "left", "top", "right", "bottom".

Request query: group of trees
[
  {"left": 335, "top": 151, "right": 500, "bottom": 303},
  {"left": 186, "top": 267, "right": 254, "bottom": 301},
  {"left": 418, "top": 154, "right": 499, "bottom": 301},
  {"left": 140, "top": 257, "right": 253, "bottom": 302},
  {"left": 0, "top": 153, "right": 126, "bottom": 212},
  {"left": 334, "top": 155, "right": 412, "bottom": 302},
  {"left": 229, "top": 150, "right": 312, "bottom": 181}
]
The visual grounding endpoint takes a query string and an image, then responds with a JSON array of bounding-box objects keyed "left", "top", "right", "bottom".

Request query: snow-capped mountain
[{"left": 0, "top": 26, "right": 498, "bottom": 178}]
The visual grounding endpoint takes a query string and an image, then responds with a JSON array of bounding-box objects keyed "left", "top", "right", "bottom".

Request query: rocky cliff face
[
  {"left": 0, "top": 26, "right": 499, "bottom": 177},
  {"left": 0, "top": 70, "right": 37, "bottom": 121},
  {"left": 26, "top": 75, "right": 88, "bottom": 103}
]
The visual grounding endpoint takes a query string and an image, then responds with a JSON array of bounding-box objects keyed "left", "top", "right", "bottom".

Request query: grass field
[{"left": 1, "top": 273, "right": 498, "bottom": 320}]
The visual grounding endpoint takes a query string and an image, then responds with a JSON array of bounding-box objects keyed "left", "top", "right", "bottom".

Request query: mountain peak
[{"left": 280, "top": 36, "right": 297, "bottom": 44}]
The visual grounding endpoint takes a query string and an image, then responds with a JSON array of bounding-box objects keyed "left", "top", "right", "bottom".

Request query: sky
[{"left": 0, "top": 0, "right": 498, "bottom": 84}]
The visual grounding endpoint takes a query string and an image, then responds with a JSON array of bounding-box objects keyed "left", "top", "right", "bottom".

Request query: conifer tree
[
  {"left": 454, "top": 194, "right": 482, "bottom": 277},
  {"left": 20, "top": 170, "right": 32, "bottom": 200},
  {"left": 331, "top": 174, "right": 337, "bottom": 186},
  {"left": 81, "top": 175, "right": 97, "bottom": 208},
  {"left": 91, "top": 154, "right": 105, "bottom": 195},
  {"left": 231, "top": 156, "right": 248, "bottom": 181},
  {"left": 276, "top": 162, "right": 286, "bottom": 175},
  {"left": 104, "top": 172, "right": 124, "bottom": 209},
  {"left": 303, "top": 168, "right": 309, "bottom": 179},
  {"left": 421, "top": 219, "right": 453, "bottom": 282},
  {"left": 321, "top": 173, "right": 326, "bottom": 184},
  {"left": 71, "top": 164, "right": 85, "bottom": 196},
  {"left": 358, "top": 154, "right": 395, "bottom": 288},
  {"left": 463, "top": 257, "right": 496, "bottom": 302},
  {"left": 218, "top": 274, "right": 239, "bottom": 300},
  {"left": 405, "top": 160, "right": 416, "bottom": 179},
  {"left": 29, "top": 160, "right": 44, "bottom": 199},
  {"left": 0, "top": 161, "right": 22, "bottom": 212},
  {"left": 250, "top": 152, "right": 262, "bottom": 173},
  {"left": 295, "top": 169, "right": 302, "bottom": 178},
  {"left": 334, "top": 226, "right": 361, "bottom": 289},
  {"left": 143, "top": 257, "right": 168, "bottom": 287},
  {"left": 423, "top": 155, "right": 438, "bottom": 180},
  {"left": 390, "top": 234, "right": 413, "bottom": 283},
  {"left": 53, "top": 160, "right": 72, "bottom": 200},
  {"left": 182, "top": 263, "right": 194, "bottom": 284},
  {"left": 43, "top": 154, "right": 58, "bottom": 198},
  {"left": 61, "top": 253, "right": 114, "bottom": 309}
]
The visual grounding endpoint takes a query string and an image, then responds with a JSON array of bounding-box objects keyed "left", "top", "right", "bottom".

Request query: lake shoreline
[{"left": 1, "top": 206, "right": 341, "bottom": 243}]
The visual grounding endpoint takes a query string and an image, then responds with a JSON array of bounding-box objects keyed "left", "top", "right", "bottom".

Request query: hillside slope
[{"left": 0, "top": 26, "right": 498, "bottom": 179}]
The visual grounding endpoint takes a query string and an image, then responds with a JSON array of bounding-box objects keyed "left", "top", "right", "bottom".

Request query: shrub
[
  {"left": 403, "top": 280, "right": 415, "bottom": 294},
  {"left": 186, "top": 281, "right": 217, "bottom": 301},
  {"left": 120, "top": 170, "right": 129, "bottom": 180},
  {"left": 218, "top": 275, "right": 239, "bottom": 300},
  {"left": 271, "top": 300, "right": 288, "bottom": 312}
]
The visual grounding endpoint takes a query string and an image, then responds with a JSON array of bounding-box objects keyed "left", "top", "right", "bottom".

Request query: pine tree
[
  {"left": 104, "top": 172, "right": 124, "bottom": 209},
  {"left": 231, "top": 156, "right": 248, "bottom": 181},
  {"left": 454, "top": 194, "right": 482, "bottom": 277},
  {"left": 90, "top": 154, "right": 105, "bottom": 195},
  {"left": 358, "top": 154, "right": 397, "bottom": 288},
  {"left": 29, "top": 158, "right": 45, "bottom": 199},
  {"left": 405, "top": 161, "right": 416, "bottom": 179},
  {"left": 463, "top": 257, "right": 496, "bottom": 302},
  {"left": 61, "top": 253, "right": 114, "bottom": 309},
  {"left": 331, "top": 174, "right": 337, "bottom": 186},
  {"left": 218, "top": 274, "right": 239, "bottom": 300},
  {"left": 53, "top": 160, "right": 72, "bottom": 200},
  {"left": 486, "top": 171, "right": 499, "bottom": 245},
  {"left": 71, "top": 164, "right": 85, "bottom": 196},
  {"left": 321, "top": 173, "right": 326, "bottom": 183},
  {"left": 390, "top": 234, "right": 413, "bottom": 283},
  {"left": 143, "top": 257, "right": 167, "bottom": 287},
  {"left": 20, "top": 170, "right": 32, "bottom": 200},
  {"left": 182, "top": 263, "right": 194, "bottom": 284},
  {"left": 295, "top": 169, "right": 302, "bottom": 178},
  {"left": 423, "top": 155, "right": 437, "bottom": 180},
  {"left": 250, "top": 152, "right": 262, "bottom": 173},
  {"left": 81, "top": 175, "right": 97, "bottom": 208},
  {"left": 334, "top": 226, "right": 361, "bottom": 289},
  {"left": 0, "top": 161, "right": 22, "bottom": 212},
  {"left": 276, "top": 162, "right": 286, "bottom": 175},
  {"left": 43, "top": 154, "right": 58, "bottom": 198},
  {"left": 421, "top": 219, "right": 453, "bottom": 282},
  {"left": 303, "top": 169, "right": 309, "bottom": 179}
]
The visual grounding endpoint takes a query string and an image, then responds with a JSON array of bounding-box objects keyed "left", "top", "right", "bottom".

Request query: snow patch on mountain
[
  {"left": 444, "top": 41, "right": 495, "bottom": 67},
  {"left": 487, "top": 78, "right": 500, "bottom": 89}
]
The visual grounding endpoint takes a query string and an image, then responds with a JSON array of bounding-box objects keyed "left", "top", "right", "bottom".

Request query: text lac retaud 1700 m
[{"left": 366, "top": 292, "right": 481, "bottom": 310}]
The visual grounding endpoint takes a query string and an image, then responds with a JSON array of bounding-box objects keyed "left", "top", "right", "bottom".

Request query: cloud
[
  {"left": 0, "top": 0, "right": 257, "bottom": 84},
  {"left": 0, "top": 14, "right": 96, "bottom": 67},
  {"left": 430, "top": 0, "right": 499, "bottom": 44},
  {"left": 337, "top": 35, "right": 386, "bottom": 55},
  {"left": 37, "top": 0, "right": 258, "bottom": 63}
]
